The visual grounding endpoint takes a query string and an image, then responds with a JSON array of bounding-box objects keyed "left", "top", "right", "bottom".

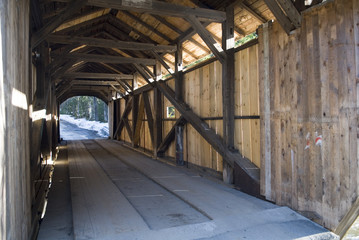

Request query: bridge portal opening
[{"left": 59, "top": 96, "right": 109, "bottom": 140}]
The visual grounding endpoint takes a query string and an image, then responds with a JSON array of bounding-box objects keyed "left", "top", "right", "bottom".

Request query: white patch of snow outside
[{"left": 60, "top": 114, "right": 109, "bottom": 138}]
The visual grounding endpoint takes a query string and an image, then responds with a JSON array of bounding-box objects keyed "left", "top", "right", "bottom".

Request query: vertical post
[
  {"left": 222, "top": 6, "right": 235, "bottom": 183},
  {"left": 175, "top": 43, "right": 184, "bottom": 165},
  {"left": 132, "top": 72, "right": 139, "bottom": 147},
  {"left": 154, "top": 61, "right": 163, "bottom": 157},
  {"left": 132, "top": 94, "right": 138, "bottom": 147},
  {"left": 175, "top": 125, "right": 184, "bottom": 165}
]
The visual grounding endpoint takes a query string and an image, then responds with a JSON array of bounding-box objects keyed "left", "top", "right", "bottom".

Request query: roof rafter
[
  {"left": 47, "top": 34, "right": 177, "bottom": 52},
  {"left": 31, "top": 0, "right": 87, "bottom": 48},
  {"left": 50, "top": 0, "right": 226, "bottom": 22}
]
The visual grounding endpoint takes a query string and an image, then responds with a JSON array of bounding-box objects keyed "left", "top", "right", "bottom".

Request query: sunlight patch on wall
[{"left": 11, "top": 88, "right": 28, "bottom": 110}]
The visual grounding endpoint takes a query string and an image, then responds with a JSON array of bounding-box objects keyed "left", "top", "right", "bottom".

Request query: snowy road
[{"left": 60, "top": 119, "right": 106, "bottom": 140}]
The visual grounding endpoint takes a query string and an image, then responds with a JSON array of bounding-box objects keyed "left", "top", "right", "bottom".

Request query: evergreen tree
[{"left": 60, "top": 96, "right": 108, "bottom": 122}]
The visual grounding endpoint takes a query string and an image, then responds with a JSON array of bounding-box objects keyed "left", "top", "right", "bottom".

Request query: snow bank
[{"left": 60, "top": 114, "right": 109, "bottom": 138}]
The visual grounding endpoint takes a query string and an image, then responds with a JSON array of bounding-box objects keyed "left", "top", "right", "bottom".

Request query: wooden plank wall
[
  {"left": 116, "top": 44, "right": 260, "bottom": 174},
  {"left": 0, "top": 0, "right": 32, "bottom": 239},
  {"left": 258, "top": 0, "right": 358, "bottom": 230}
]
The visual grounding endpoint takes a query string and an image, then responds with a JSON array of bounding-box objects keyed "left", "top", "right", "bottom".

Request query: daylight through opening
[{"left": 60, "top": 96, "right": 109, "bottom": 140}]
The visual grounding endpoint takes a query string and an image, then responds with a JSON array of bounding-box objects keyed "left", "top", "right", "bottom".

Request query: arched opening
[{"left": 59, "top": 96, "right": 109, "bottom": 140}]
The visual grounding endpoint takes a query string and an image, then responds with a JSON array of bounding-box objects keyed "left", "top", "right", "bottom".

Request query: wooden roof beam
[
  {"left": 51, "top": 0, "right": 226, "bottom": 22},
  {"left": 235, "top": 1, "right": 266, "bottom": 23},
  {"left": 72, "top": 80, "right": 121, "bottom": 86},
  {"left": 120, "top": 11, "right": 174, "bottom": 44},
  {"left": 151, "top": 15, "right": 210, "bottom": 54},
  {"left": 31, "top": 0, "right": 87, "bottom": 49},
  {"left": 63, "top": 72, "right": 133, "bottom": 80},
  {"left": 187, "top": 15, "right": 226, "bottom": 64},
  {"left": 276, "top": 0, "right": 301, "bottom": 28},
  {"left": 47, "top": 34, "right": 177, "bottom": 52},
  {"left": 59, "top": 53, "right": 156, "bottom": 65},
  {"left": 263, "top": 0, "right": 295, "bottom": 34}
]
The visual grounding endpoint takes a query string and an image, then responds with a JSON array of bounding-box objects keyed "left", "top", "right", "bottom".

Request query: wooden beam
[
  {"left": 236, "top": 1, "right": 266, "bottom": 23},
  {"left": 56, "top": 14, "right": 108, "bottom": 35},
  {"left": 157, "top": 116, "right": 186, "bottom": 156},
  {"left": 31, "top": 0, "right": 43, "bottom": 30},
  {"left": 71, "top": 80, "right": 121, "bottom": 85},
  {"left": 47, "top": 34, "right": 177, "bottom": 52},
  {"left": 335, "top": 197, "right": 359, "bottom": 238},
  {"left": 63, "top": 72, "right": 134, "bottom": 80},
  {"left": 133, "top": 63, "right": 259, "bottom": 183},
  {"left": 131, "top": 94, "right": 139, "bottom": 147},
  {"left": 151, "top": 51, "right": 175, "bottom": 76},
  {"left": 113, "top": 96, "right": 133, "bottom": 138},
  {"left": 187, "top": 15, "right": 226, "bottom": 64},
  {"left": 153, "top": 61, "right": 162, "bottom": 157},
  {"left": 52, "top": 0, "right": 226, "bottom": 22},
  {"left": 120, "top": 11, "right": 174, "bottom": 43},
  {"left": 123, "top": 118, "right": 133, "bottom": 141},
  {"left": 51, "top": 59, "right": 78, "bottom": 82},
  {"left": 222, "top": 6, "right": 236, "bottom": 183},
  {"left": 222, "top": 6, "right": 235, "bottom": 150},
  {"left": 175, "top": 43, "right": 183, "bottom": 101},
  {"left": 60, "top": 53, "right": 156, "bottom": 65},
  {"left": 275, "top": 0, "right": 301, "bottom": 28},
  {"left": 133, "top": 94, "right": 145, "bottom": 146},
  {"left": 47, "top": 44, "right": 82, "bottom": 74},
  {"left": 142, "top": 91, "right": 154, "bottom": 144},
  {"left": 263, "top": 0, "right": 294, "bottom": 34},
  {"left": 31, "top": 0, "right": 87, "bottom": 49},
  {"left": 157, "top": 116, "right": 186, "bottom": 155}
]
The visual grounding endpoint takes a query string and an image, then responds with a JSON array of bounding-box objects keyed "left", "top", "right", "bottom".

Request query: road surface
[{"left": 60, "top": 119, "right": 105, "bottom": 140}]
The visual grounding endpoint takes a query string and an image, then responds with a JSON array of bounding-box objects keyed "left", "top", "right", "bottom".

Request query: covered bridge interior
[{"left": 1, "top": 0, "right": 359, "bottom": 239}]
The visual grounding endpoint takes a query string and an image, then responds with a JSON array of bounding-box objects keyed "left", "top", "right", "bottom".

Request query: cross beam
[{"left": 47, "top": 35, "right": 177, "bottom": 52}]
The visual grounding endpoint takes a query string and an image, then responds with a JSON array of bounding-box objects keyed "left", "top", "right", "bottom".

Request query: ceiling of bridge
[{"left": 31, "top": 0, "right": 320, "bottom": 103}]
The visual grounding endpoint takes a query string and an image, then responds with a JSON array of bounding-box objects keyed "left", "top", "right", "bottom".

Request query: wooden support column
[
  {"left": 175, "top": 44, "right": 184, "bottom": 165},
  {"left": 222, "top": 6, "right": 235, "bottom": 183},
  {"left": 132, "top": 94, "right": 139, "bottom": 147},
  {"left": 154, "top": 61, "right": 163, "bottom": 157}
]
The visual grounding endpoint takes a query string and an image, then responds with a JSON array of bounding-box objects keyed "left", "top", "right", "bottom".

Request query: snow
[{"left": 60, "top": 114, "right": 109, "bottom": 138}]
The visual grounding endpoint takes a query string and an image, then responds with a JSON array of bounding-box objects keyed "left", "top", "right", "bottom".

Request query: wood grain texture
[{"left": 258, "top": 0, "right": 359, "bottom": 230}]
